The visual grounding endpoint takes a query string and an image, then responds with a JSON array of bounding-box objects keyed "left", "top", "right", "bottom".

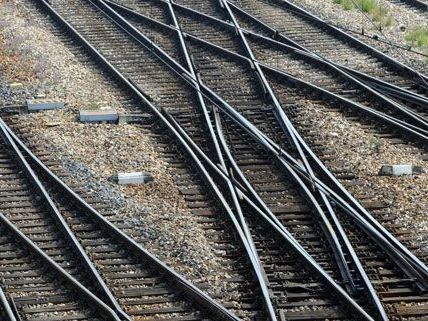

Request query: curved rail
[
  {"left": 27, "top": 0, "right": 377, "bottom": 319},
  {"left": 26, "top": 0, "right": 428, "bottom": 319}
]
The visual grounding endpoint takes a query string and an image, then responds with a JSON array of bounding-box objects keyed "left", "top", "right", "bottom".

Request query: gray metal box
[
  {"left": 26, "top": 99, "right": 64, "bottom": 111},
  {"left": 117, "top": 172, "right": 153, "bottom": 185},
  {"left": 379, "top": 165, "right": 424, "bottom": 176},
  {"left": 79, "top": 109, "right": 118, "bottom": 122}
]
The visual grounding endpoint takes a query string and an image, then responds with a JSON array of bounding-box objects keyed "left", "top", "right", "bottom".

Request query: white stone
[
  {"left": 79, "top": 109, "right": 118, "bottom": 122},
  {"left": 10, "top": 82, "right": 23, "bottom": 90},
  {"left": 117, "top": 172, "right": 153, "bottom": 185},
  {"left": 379, "top": 165, "right": 424, "bottom": 176},
  {"left": 26, "top": 99, "right": 64, "bottom": 111}
]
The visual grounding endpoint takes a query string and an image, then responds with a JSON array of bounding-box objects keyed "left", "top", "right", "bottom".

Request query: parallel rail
[
  {"left": 10, "top": 0, "right": 428, "bottom": 320},
  {"left": 388, "top": 0, "right": 428, "bottom": 12},
  {"left": 110, "top": 0, "right": 428, "bottom": 142},
  {"left": 0, "top": 117, "right": 241, "bottom": 320}
]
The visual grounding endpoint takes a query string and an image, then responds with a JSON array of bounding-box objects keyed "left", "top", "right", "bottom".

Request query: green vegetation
[
  {"left": 368, "top": 137, "right": 383, "bottom": 153},
  {"left": 405, "top": 27, "right": 428, "bottom": 59},
  {"left": 357, "top": 0, "right": 377, "bottom": 12},
  {"left": 334, "top": 0, "right": 377, "bottom": 12},
  {"left": 405, "top": 27, "right": 428, "bottom": 48},
  {"left": 372, "top": 6, "right": 392, "bottom": 27},
  {"left": 334, "top": 0, "right": 354, "bottom": 10},
  {"left": 333, "top": 0, "right": 393, "bottom": 30}
]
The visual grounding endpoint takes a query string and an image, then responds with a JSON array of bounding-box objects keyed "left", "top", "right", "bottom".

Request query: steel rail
[
  {"left": 172, "top": 1, "right": 306, "bottom": 51},
  {"left": 0, "top": 210, "right": 121, "bottom": 321},
  {"left": 164, "top": 110, "right": 377, "bottom": 321},
  {"left": 155, "top": 0, "right": 428, "bottom": 108},
  {"left": 238, "top": 33, "right": 428, "bottom": 118},
  {"left": 285, "top": 126, "right": 428, "bottom": 287},
  {"left": 209, "top": 105, "right": 332, "bottom": 290},
  {"left": 0, "top": 115, "right": 129, "bottom": 321},
  {"left": 229, "top": 0, "right": 428, "bottom": 87},
  {"left": 242, "top": 30, "right": 428, "bottom": 109},
  {"left": 22, "top": 1, "right": 376, "bottom": 318},
  {"left": 111, "top": 1, "right": 428, "bottom": 136},
  {"left": 225, "top": 1, "right": 428, "bottom": 106},
  {"left": 117, "top": 0, "right": 428, "bottom": 111},
  {"left": 170, "top": 1, "right": 428, "bottom": 126},
  {"left": 166, "top": 108, "right": 309, "bottom": 257},
  {"left": 106, "top": 0, "right": 176, "bottom": 33},
  {"left": 260, "top": 64, "right": 428, "bottom": 139},
  {"left": 0, "top": 287, "right": 17, "bottom": 321},
  {"left": 183, "top": 31, "right": 428, "bottom": 140},
  {"left": 169, "top": 78, "right": 428, "bottom": 293},
  {"left": 183, "top": 0, "right": 428, "bottom": 108},
  {"left": 217, "top": 0, "right": 371, "bottom": 302},
  {"left": 6, "top": 5, "right": 243, "bottom": 321},
  {"left": 178, "top": 6, "right": 383, "bottom": 309},
  {"left": 195, "top": 79, "right": 428, "bottom": 291},
  {"left": 110, "top": 0, "right": 428, "bottom": 120},
  {"left": 1, "top": 123, "right": 241, "bottom": 321},
  {"left": 87, "top": 0, "right": 428, "bottom": 288},
  {"left": 222, "top": 101, "right": 428, "bottom": 290},
  {"left": 100, "top": 0, "right": 428, "bottom": 288},
  {"left": 210, "top": 108, "right": 277, "bottom": 321},
  {"left": 163, "top": 2, "right": 277, "bottom": 319},
  {"left": 4, "top": 292, "right": 21, "bottom": 321},
  {"left": 390, "top": 0, "right": 428, "bottom": 11},
  {"left": 29, "top": 0, "right": 428, "bottom": 314},
  {"left": 89, "top": 3, "right": 382, "bottom": 314}
]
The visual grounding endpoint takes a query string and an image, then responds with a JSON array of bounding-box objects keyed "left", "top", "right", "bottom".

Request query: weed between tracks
[
  {"left": 405, "top": 27, "right": 428, "bottom": 59},
  {"left": 333, "top": 0, "right": 392, "bottom": 30}
]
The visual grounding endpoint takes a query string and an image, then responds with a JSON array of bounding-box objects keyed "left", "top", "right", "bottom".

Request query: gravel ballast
[
  {"left": 0, "top": 0, "right": 427, "bottom": 319},
  {"left": 294, "top": 103, "right": 428, "bottom": 251},
  {"left": 283, "top": 0, "right": 428, "bottom": 73},
  {"left": 0, "top": 0, "right": 227, "bottom": 292}
]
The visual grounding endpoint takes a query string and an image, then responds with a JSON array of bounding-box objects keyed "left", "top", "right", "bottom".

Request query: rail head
[{"left": 0, "top": 115, "right": 241, "bottom": 321}]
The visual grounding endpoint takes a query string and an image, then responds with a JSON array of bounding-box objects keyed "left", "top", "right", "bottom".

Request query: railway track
[
  {"left": 3, "top": 0, "right": 428, "bottom": 320},
  {"left": 0, "top": 116, "right": 242, "bottom": 321},
  {"left": 7, "top": 118, "right": 268, "bottom": 320},
  {"left": 387, "top": 0, "right": 428, "bottom": 12},
  {"left": 198, "top": 0, "right": 428, "bottom": 94},
  {"left": 107, "top": 0, "right": 428, "bottom": 143}
]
